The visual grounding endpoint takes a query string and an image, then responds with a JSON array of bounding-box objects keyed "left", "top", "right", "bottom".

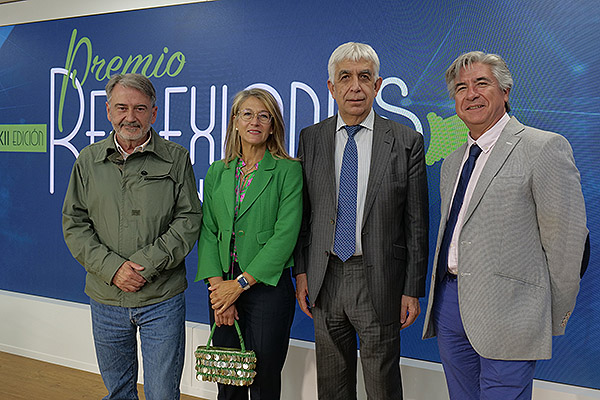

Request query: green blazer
[{"left": 196, "top": 150, "right": 302, "bottom": 286}]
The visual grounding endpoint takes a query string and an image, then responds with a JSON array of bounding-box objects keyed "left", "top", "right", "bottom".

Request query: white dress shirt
[
  {"left": 333, "top": 108, "right": 375, "bottom": 256},
  {"left": 447, "top": 113, "right": 510, "bottom": 274},
  {"left": 114, "top": 131, "right": 151, "bottom": 160}
]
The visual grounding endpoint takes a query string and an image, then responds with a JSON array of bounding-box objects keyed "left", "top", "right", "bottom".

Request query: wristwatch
[{"left": 236, "top": 274, "right": 251, "bottom": 291}]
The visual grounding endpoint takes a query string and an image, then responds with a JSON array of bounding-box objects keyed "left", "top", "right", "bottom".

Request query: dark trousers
[
  {"left": 312, "top": 256, "right": 403, "bottom": 400},
  {"left": 433, "top": 274, "right": 536, "bottom": 400},
  {"left": 209, "top": 265, "right": 295, "bottom": 400}
]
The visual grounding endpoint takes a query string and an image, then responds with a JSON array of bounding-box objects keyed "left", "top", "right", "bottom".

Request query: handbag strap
[{"left": 206, "top": 320, "right": 247, "bottom": 352}]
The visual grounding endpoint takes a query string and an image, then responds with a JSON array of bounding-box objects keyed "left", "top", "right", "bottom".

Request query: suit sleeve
[
  {"left": 195, "top": 163, "right": 224, "bottom": 282},
  {"left": 293, "top": 129, "right": 310, "bottom": 276},
  {"left": 402, "top": 132, "right": 429, "bottom": 298},
  {"left": 532, "top": 134, "right": 587, "bottom": 335}
]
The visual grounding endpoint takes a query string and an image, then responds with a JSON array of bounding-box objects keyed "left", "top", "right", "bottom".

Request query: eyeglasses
[{"left": 237, "top": 109, "right": 272, "bottom": 124}]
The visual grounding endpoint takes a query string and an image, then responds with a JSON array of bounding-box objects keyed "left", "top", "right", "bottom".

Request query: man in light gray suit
[
  {"left": 294, "top": 42, "right": 429, "bottom": 399},
  {"left": 422, "top": 51, "right": 588, "bottom": 400}
]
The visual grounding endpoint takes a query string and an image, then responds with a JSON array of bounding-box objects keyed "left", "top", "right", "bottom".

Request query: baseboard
[{"left": 1, "top": 289, "right": 598, "bottom": 400}]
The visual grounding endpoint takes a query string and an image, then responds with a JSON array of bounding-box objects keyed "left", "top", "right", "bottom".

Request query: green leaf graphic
[{"left": 425, "top": 112, "right": 469, "bottom": 166}]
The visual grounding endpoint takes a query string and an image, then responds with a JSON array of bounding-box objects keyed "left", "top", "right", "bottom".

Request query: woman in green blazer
[{"left": 196, "top": 88, "right": 302, "bottom": 400}]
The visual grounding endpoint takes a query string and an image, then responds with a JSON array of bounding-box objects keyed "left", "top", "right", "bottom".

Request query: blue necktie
[
  {"left": 334, "top": 125, "right": 361, "bottom": 262},
  {"left": 437, "top": 144, "right": 482, "bottom": 278}
]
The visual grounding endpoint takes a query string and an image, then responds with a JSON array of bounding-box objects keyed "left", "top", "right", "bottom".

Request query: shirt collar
[
  {"left": 467, "top": 113, "right": 510, "bottom": 153},
  {"left": 96, "top": 129, "right": 172, "bottom": 164},
  {"left": 114, "top": 131, "right": 152, "bottom": 160},
  {"left": 335, "top": 108, "right": 375, "bottom": 133}
]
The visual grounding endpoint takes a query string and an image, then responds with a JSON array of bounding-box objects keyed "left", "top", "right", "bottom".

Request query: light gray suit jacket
[
  {"left": 293, "top": 113, "right": 429, "bottom": 324},
  {"left": 422, "top": 117, "right": 588, "bottom": 360}
]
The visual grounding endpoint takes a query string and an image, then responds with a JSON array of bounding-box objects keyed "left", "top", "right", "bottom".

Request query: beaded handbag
[{"left": 195, "top": 320, "right": 257, "bottom": 386}]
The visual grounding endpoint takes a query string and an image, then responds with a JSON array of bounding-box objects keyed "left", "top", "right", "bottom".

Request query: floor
[{"left": 0, "top": 351, "right": 206, "bottom": 400}]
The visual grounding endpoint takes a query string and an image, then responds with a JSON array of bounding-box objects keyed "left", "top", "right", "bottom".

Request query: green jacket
[
  {"left": 196, "top": 150, "right": 302, "bottom": 286},
  {"left": 62, "top": 129, "right": 202, "bottom": 307}
]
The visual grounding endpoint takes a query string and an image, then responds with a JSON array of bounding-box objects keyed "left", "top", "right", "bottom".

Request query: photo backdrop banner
[{"left": 0, "top": 0, "right": 598, "bottom": 390}]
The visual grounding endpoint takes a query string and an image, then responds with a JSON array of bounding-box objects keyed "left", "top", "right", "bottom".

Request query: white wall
[
  {"left": 0, "top": 0, "right": 211, "bottom": 26},
  {"left": 1, "top": 290, "right": 599, "bottom": 400}
]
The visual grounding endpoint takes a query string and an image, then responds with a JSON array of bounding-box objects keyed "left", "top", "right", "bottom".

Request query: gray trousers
[{"left": 312, "top": 256, "right": 403, "bottom": 400}]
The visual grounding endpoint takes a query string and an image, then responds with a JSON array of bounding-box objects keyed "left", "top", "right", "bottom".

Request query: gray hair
[
  {"left": 105, "top": 73, "right": 157, "bottom": 107},
  {"left": 445, "top": 51, "right": 513, "bottom": 112},
  {"left": 328, "top": 42, "right": 380, "bottom": 82}
]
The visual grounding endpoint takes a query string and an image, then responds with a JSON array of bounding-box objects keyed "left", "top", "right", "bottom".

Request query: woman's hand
[
  {"left": 214, "top": 304, "right": 238, "bottom": 327},
  {"left": 209, "top": 279, "right": 244, "bottom": 314}
]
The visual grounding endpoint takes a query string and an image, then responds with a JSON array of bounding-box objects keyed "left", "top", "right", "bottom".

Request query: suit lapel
[
  {"left": 363, "top": 115, "right": 393, "bottom": 224},
  {"left": 236, "top": 149, "right": 275, "bottom": 220},
  {"left": 319, "top": 117, "right": 338, "bottom": 207},
  {"left": 462, "top": 117, "right": 524, "bottom": 224},
  {"left": 221, "top": 161, "right": 236, "bottom": 219},
  {"left": 440, "top": 144, "right": 468, "bottom": 224}
]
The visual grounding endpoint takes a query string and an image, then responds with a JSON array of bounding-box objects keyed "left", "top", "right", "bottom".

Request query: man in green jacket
[{"left": 62, "top": 73, "right": 202, "bottom": 400}]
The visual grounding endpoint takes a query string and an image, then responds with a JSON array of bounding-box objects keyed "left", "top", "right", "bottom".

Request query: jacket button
[
  {"left": 238, "top": 230, "right": 245, "bottom": 236},
  {"left": 330, "top": 219, "right": 335, "bottom": 224},
  {"left": 141, "top": 170, "right": 148, "bottom": 176}
]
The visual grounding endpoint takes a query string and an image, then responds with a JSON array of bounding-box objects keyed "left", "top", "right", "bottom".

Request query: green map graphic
[{"left": 425, "top": 112, "right": 468, "bottom": 166}]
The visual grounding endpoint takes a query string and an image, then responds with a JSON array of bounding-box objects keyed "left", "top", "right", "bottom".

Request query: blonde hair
[{"left": 223, "top": 88, "right": 296, "bottom": 166}]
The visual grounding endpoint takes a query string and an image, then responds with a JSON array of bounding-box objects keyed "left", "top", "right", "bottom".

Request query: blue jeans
[{"left": 90, "top": 293, "right": 186, "bottom": 400}]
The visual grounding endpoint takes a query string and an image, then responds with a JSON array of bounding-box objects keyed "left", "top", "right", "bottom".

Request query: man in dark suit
[
  {"left": 422, "top": 51, "right": 588, "bottom": 399},
  {"left": 293, "top": 42, "right": 429, "bottom": 400}
]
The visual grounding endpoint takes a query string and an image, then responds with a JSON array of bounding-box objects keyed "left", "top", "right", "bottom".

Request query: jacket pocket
[
  {"left": 141, "top": 160, "right": 175, "bottom": 181},
  {"left": 493, "top": 272, "right": 545, "bottom": 289},
  {"left": 143, "top": 172, "right": 175, "bottom": 182},
  {"left": 393, "top": 244, "right": 407, "bottom": 260},
  {"left": 257, "top": 229, "right": 274, "bottom": 244}
]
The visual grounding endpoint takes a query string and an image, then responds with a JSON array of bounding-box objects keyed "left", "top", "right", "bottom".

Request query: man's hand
[
  {"left": 400, "top": 295, "right": 420, "bottom": 330},
  {"left": 295, "top": 273, "right": 313, "bottom": 318},
  {"left": 112, "top": 261, "right": 146, "bottom": 292}
]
